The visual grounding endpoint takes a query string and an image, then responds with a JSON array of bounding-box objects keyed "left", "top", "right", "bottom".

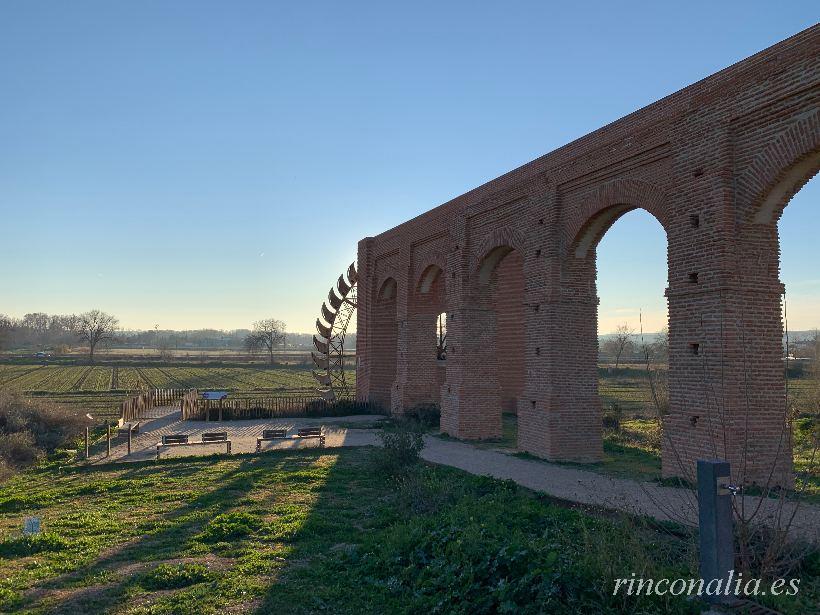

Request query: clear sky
[{"left": 1, "top": 2, "right": 818, "bottom": 334}]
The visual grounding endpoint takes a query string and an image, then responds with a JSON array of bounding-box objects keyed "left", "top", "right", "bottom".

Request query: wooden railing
[
  {"left": 120, "top": 388, "right": 188, "bottom": 422},
  {"left": 192, "top": 396, "right": 378, "bottom": 421},
  {"left": 180, "top": 389, "right": 199, "bottom": 420}
]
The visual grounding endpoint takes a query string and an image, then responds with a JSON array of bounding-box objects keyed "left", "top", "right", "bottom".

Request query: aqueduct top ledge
[{"left": 358, "top": 25, "right": 819, "bottom": 286}]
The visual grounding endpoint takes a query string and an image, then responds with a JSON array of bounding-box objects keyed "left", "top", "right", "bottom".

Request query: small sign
[
  {"left": 23, "top": 516, "right": 41, "bottom": 535},
  {"left": 202, "top": 391, "right": 228, "bottom": 401}
]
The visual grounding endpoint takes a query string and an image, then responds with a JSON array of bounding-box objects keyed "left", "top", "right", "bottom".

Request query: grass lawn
[{"left": 0, "top": 447, "right": 818, "bottom": 613}]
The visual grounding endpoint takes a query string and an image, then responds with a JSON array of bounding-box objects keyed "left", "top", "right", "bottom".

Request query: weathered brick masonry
[{"left": 355, "top": 26, "right": 820, "bottom": 486}]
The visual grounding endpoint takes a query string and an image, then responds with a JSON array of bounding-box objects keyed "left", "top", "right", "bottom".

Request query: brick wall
[{"left": 355, "top": 25, "right": 820, "bottom": 486}]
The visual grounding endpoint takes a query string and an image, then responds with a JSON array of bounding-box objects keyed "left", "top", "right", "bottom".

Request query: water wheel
[{"left": 312, "top": 262, "right": 357, "bottom": 400}]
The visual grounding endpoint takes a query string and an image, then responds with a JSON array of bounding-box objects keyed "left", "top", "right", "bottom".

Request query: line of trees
[
  {"left": 0, "top": 312, "right": 353, "bottom": 358},
  {"left": 0, "top": 310, "right": 119, "bottom": 363}
]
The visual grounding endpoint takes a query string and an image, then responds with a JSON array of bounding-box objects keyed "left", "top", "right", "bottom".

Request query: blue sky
[{"left": 1, "top": 2, "right": 817, "bottom": 333}]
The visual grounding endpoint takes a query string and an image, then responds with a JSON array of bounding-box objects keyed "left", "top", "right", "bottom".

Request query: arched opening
[
  {"left": 400, "top": 265, "right": 447, "bottom": 410},
  {"left": 772, "top": 170, "right": 819, "bottom": 493},
  {"left": 476, "top": 245, "right": 525, "bottom": 441},
  {"left": 573, "top": 205, "right": 669, "bottom": 473},
  {"left": 370, "top": 277, "right": 397, "bottom": 410}
]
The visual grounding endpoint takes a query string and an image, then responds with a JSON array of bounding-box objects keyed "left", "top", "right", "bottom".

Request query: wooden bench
[
  {"left": 156, "top": 432, "right": 232, "bottom": 459},
  {"left": 256, "top": 429, "right": 287, "bottom": 452},
  {"left": 297, "top": 427, "right": 325, "bottom": 448}
]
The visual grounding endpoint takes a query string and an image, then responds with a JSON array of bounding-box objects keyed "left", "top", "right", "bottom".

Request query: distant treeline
[{"left": 0, "top": 312, "right": 356, "bottom": 352}]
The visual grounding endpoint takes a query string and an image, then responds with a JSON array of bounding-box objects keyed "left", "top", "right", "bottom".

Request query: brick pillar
[
  {"left": 355, "top": 238, "right": 374, "bottom": 402},
  {"left": 517, "top": 186, "right": 603, "bottom": 462},
  {"left": 440, "top": 303, "right": 502, "bottom": 439},
  {"left": 663, "top": 222, "right": 792, "bottom": 486},
  {"left": 518, "top": 264, "right": 603, "bottom": 462},
  {"left": 395, "top": 312, "right": 439, "bottom": 409},
  {"left": 494, "top": 251, "right": 525, "bottom": 413},
  {"left": 369, "top": 282, "right": 398, "bottom": 412},
  {"left": 661, "top": 129, "right": 792, "bottom": 487}
]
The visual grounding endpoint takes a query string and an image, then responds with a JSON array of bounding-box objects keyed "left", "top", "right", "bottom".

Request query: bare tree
[
  {"left": 436, "top": 312, "right": 447, "bottom": 360},
  {"left": 245, "top": 319, "right": 286, "bottom": 365},
  {"left": 74, "top": 310, "right": 119, "bottom": 363},
  {"left": 602, "top": 323, "right": 635, "bottom": 369}
]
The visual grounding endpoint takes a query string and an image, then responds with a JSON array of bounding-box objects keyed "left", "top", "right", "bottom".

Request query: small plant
[
  {"left": 371, "top": 424, "right": 424, "bottom": 479},
  {"left": 140, "top": 562, "right": 212, "bottom": 590},
  {"left": 199, "top": 511, "right": 260, "bottom": 542},
  {"left": 0, "top": 532, "right": 69, "bottom": 558},
  {"left": 602, "top": 401, "right": 622, "bottom": 430}
]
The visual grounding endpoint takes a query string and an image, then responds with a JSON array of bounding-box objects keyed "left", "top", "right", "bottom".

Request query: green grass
[{"left": 0, "top": 448, "right": 817, "bottom": 613}]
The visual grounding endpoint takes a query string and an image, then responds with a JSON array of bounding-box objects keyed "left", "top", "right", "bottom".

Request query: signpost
[
  {"left": 201, "top": 391, "right": 228, "bottom": 421},
  {"left": 201, "top": 391, "right": 228, "bottom": 401},
  {"left": 697, "top": 460, "right": 737, "bottom": 605}
]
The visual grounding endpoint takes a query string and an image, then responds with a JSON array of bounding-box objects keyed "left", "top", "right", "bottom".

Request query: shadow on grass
[{"left": 17, "top": 453, "right": 311, "bottom": 613}]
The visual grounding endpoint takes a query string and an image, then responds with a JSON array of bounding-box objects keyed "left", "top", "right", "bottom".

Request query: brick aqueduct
[{"left": 353, "top": 26, "right": 820, "bottom": 486}]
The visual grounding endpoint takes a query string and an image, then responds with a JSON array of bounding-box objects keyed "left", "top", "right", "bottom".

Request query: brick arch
[
  {"left": 376, "top": 276, "right": 397, "bottom": 301},
  {"left": 416, "top": 264, "right": 443, "bottom": 294},
  {"left": 472, "top": 226, "right": 527, "bottom": 284},
  {"left": 567, "top": 179, "right": 668, "bottom": 259},
  {"left": 414, "top": 252, "right": 447, "bottom": 293},
  {"left": 737, "top": 108, "right": 820, "bottom": 224}
]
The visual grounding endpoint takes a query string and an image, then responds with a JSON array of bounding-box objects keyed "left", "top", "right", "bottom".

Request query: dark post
[
  {"left": 85, "top": 427, "right": 89, "bottom": 459},
  {"left": 127, "top": 426, "right": 132, "bottom": 456},
  {"left": 107, "top": 423, "right": 111, "bottom": 457},
  {"left": 697, "top": 460, "right": 734, "bottom": 604}
]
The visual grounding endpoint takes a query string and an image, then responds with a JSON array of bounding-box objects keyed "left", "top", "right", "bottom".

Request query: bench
[
  {"left": 256, "top": 429, "right": 287, "bottom": 452},
  {"left": 156, "top": 432, "right": 232, "bottom": 459},
  {"left": 297, "top": 427, "right": 325, "bottom": 448},
  {"left": 254, "top": 427, "right": 325, "bottom": 453}
]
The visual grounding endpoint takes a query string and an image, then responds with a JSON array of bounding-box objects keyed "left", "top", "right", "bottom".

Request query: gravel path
[
  {"left": 92, "top": 407, "right": 820, "bottom": 543},
  {"left": 422, "top": 437, "right": 820, "bottom": 543}
]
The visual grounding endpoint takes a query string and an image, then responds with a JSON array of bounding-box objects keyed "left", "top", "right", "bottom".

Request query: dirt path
[{"left": 91, "top": 410, "right": 820, "bottom": 543}]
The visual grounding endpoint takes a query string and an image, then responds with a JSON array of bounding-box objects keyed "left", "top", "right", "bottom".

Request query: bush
[
  {"left": 0, "top": 392, "right": 86, "bottom": 471},
  {"left": 371, "top": 425, "right": 424, "bottom": 479},
  {"left": 0, "top": 431, "right": 41, "bottom": 466},
  {"left": 602, "top": 402, "right": 622, "bottom": 430},
  {"left": 403, "top": 403, "right": 440, "bottom": 429},
  {"left": 140, "top": 562, "right": 213, "bottom": 590}
]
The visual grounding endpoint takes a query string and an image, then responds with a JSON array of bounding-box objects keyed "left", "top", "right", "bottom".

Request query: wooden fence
[
  {"left": 191, "top": 396, "right": 379, "bottom": 421},
  {"left": 180, "top": 389, "right": 199, "bottom": 420},
  {"left": 120, "top": 388, "right": 188, "bottom": 422}
]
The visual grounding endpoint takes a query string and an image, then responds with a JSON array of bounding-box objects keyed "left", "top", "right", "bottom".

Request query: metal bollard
[
  {"left": 697, "top": 459, "right": 736, "bottom": 604},
  {"left": 107, "top": 424, "right": 111, "bottom": 457},
  {"left": 85, "top": 427, "right": 90, "bottom": 459},
  {"left": 128, "top": 426, "right": 132, "bottom": 456}
]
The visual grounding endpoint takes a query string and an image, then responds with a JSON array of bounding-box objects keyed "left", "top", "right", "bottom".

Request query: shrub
[
  {"left": 602, "top": 402, "right": 622, "bottom": 430},
  {"left": 403, "top": 403, "right": 440, "bottom": 429},
  {"left": 141, "top": 562, "right": 213, "bottom": 590},
  {"left": 371, "top": 425, "right": 424, "bottom": 479},
  {"left": 0, "top": 392, "right": 86, "bottom": 471},
  {"left": 0, "top": 431, "right": 41, "bottom": 466}
]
